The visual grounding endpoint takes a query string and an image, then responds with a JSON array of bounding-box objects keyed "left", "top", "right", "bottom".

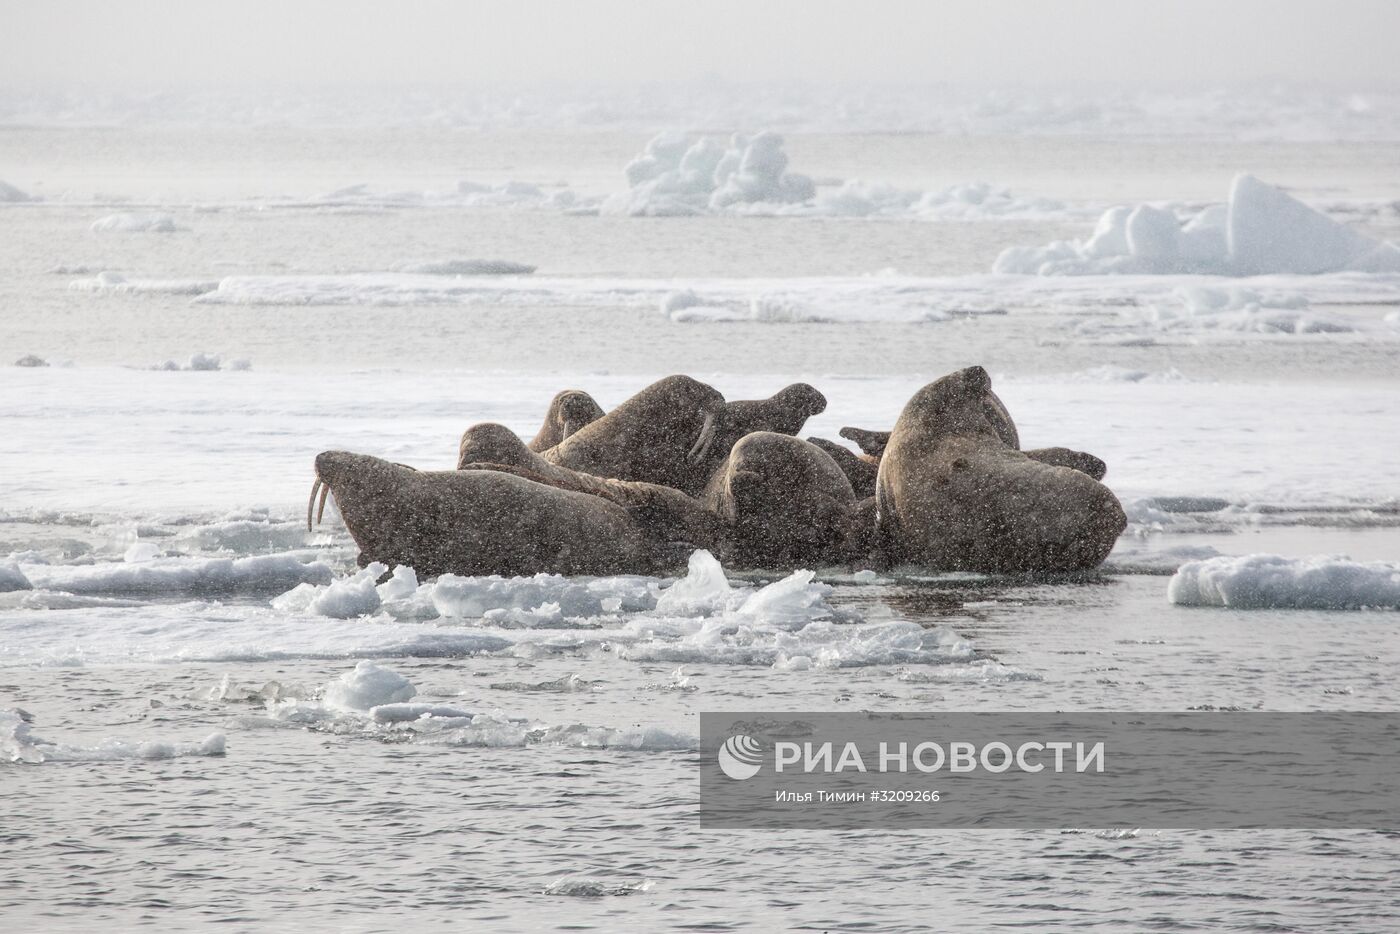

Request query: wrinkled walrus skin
[
  {"left": 456, "top": 422, "right": 727, "bottom": 553},
  {"left": 527, "top": 389, "right": 605, "bottom": 453},
  {"left": 875, "top": 367, "right": 1126, "bottom": 573},
  {"left": 703, "top": 432, "right": 858, "bottom": 569},
  {"left": 540, "top": 375, "right": 726, "bottom": 496},
  {"left": 311, "top": 451, "right": 680, "bottom": 577}
]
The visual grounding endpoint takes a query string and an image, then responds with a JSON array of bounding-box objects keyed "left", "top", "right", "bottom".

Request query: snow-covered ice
[
  {"left": 89, "top": 213, "right": 179, "bottom": 233},
  {"left": 1168, "top": 554, "right": 1400, "bottom": 609},
  {"left": 996, "top": 175, "right": 1400, "bottom": 276}
]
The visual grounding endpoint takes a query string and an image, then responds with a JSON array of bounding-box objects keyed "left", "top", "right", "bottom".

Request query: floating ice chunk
[
  {"left": 543, "top": 877, "right": 653, "bottom": 898},
  {"left": 709, "top": 132, "right": 814, "bottom": 209},
  {"left": 428, "top": 572, "right": 657, "bottom": 619},
  {"left": 1227, "top": 174, "right": 1399, "bottom": 275},
  {"left": 3, "top": 709, "right": 224, "bottom": 764},
  {"left": 389, "top": 259, "right": 537, "bottom": 275},
  {"left": 733, "top": 569, "right": 832, "bottom": 629},
  {"left": 0, "top": 560, "right": 32, "bottom": 593},
  {"left": 660, "top": 289, "right": 702, "bottom": 314},
  {"left": 274, "top": 563, "right": 386, "bottom": 618},
  {"left": 1168, "top": 553, "right": 1400, "bottom": 609},
  {"left": 25, "top": 552, "right": 332, "bottom": 595},
  {"left": 369, "top": 702, "right": 475, "bottom": 723},
  {"left": 90, "top": 212, "right": 178, "bottom": 233},
  {"left": 654, "top": 550, "right": 738, "bottom": 616},
  {"left": 322, "top": 661, "right": 417, "bottom": 710},
  {"left": 997, "top": 175, "right": 1400, "bottom": 276},
  {"left": 376, "top": 565, "right": 420, "bottom": 602},
  {"left": 123, "top": 541, "right": 160, "bottom": 563},
  {"left": 0, "top": 179, "right": 34, "bottom": 202}
]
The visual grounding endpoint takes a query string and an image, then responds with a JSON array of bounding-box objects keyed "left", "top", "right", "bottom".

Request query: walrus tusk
[
  {"left": 316, "top": 480, "right": 331, "bottom": 527},
  {"left": 687, "top": 412, "right": 717, "bottom": 464},
  {"left": 307, "top": 478, "right": 321, "bottom": 532}
]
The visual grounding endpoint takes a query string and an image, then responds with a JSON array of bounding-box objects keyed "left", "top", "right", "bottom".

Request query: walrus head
[
  {"left": 307, "top": 450, "right": 419, "bottom": 567},
  {"left": 459, "top": 422, "right": 531, "bottom": 470},
  {"left": 553, "top": 390, "right": 604, "bottom": 440},
  {"left": 899, "top": 366, "right": 1007, "bottom": 443},
  {"left": 529, "top": 389, "right": 604, "bottom": 452},
  {"left": 773, "top": 383, "right": 828, "bottom": 422}
]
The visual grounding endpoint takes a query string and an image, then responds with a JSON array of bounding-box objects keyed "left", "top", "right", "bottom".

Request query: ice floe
[
  {"left": 0, "top": 179, "right": 34, "bottom": 202},
  {"left": 20, "top": 552, "right": 332, "bottom": 596},
  {"left": 995, "top": 175, "right": 1400, "bottom": 276},
  {"left": 0, "top": 561, "right": 32, "bottom": 593},
  {"left": 3, "top": 709, "right": 225, "bottom": 764},
  {"left": 1168, "top": 554, "right": 1400, "bottom": 609},
  {"left": 322, "top": 660, "right": 418, "bottom": 710},
  {"left": 150, "top": 353, "right": 250, "bottom": 371},
  {"left": 89, "top": 213, "right": 179, "bottom": 233},
  {"left": 603, "top": 130, "right": 1062, "bottom": 219},
  {"left": 184, "top": 271, "right": 1400, "bottom": 331},
  {"left": 70, "top": 271, "right": 220, "bottom": 294},
  {"left": 388, "top": 258, "right": 537, "bottom": 275},
  {"left": 232, "top": 664, "right": 693, "bottom": 751},
  {"left": 259, "top": 550, "right": 974, "bottom": 671}
]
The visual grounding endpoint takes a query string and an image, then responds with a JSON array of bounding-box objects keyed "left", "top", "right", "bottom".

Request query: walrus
[
  {"left": 308, "top": 451, "right": 696, "bottom": 577},
  {"left": 457, "top": 422, "right": 727, "bottom": 552},
  {"left": 540, "top": 375, "right": 726, "bottom": 496},
  {"left": 693, "top": 383, "right": 829, "bottom": 483},
  {"left": 528, "top": 389, "right": 605, "bottom": 452},
  {"left": 805, "top": 437, "right": 879, "bottom": 499},
  {"left": 703, "top": 432, "right": 861, "bottom": 569},
  {"left": 874, "top": 366, "right": 1126, "bottom": 573},
  {"left": 839, "top": 389, "right": 1107, "bottom": 482}
]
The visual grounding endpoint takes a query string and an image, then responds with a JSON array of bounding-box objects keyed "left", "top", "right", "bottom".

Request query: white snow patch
[{"left": 1169, "top": 554, "right": 1400, "bottom": 609}]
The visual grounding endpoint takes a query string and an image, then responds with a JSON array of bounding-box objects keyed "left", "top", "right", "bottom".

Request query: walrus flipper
[
  {"left": 1022, "top": 447, "right": 1108, "bottom": 481},
  {"left": 839, "top": 426, "right": 890, "bottom": 458}
]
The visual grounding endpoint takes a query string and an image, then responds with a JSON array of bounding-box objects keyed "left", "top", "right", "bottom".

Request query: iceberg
[{"left": 995, "top": 175, "right": 1400, "bottom": 276}]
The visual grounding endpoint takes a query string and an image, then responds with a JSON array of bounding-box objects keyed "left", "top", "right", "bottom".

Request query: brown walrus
[
  {"left": 528, "top": 389, "right": 605, "bottom": 452},
  {"left": 703, "top": 432, "right": 860, "bottom": 569},
  {"left": 805, "top": 437, "right": 879, "bottom": 499},
  {"left": 693, "top": 382, "right": 829, "bottom": 484},
  {"left": 837, "top": 386, "right": 1107, "bottom": 483},
  {"left": 874, "top": 366, "right": 1126, "bottom": 573},
  {"left": 457, "top": 422, "right": 727, "bottom": 552},
  {"left": 540, "top": 375, "right": 726, "bottom": 496},
  {"left": 308, "top": 451, "right": 698, "bottom": 577}
]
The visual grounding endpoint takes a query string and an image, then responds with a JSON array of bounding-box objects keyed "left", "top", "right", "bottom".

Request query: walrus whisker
[
  {"left": 687, "top": 412, "right": 717, "bottom": 463},
  {"left": 316, "top": 481, "right": 331, "bottom": 527},
  {"left": 307, "top": 477, "right": 321, "bottom": 532}
]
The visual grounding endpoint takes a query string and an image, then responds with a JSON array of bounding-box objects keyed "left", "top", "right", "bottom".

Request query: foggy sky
[{"left": 4, "top": 0, "right": 1399, "bottom": 89}]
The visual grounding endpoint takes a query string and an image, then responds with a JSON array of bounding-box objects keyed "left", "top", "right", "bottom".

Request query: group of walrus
[{"left": 307, "top": 366, "right": 1127, "bottom": 579}]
